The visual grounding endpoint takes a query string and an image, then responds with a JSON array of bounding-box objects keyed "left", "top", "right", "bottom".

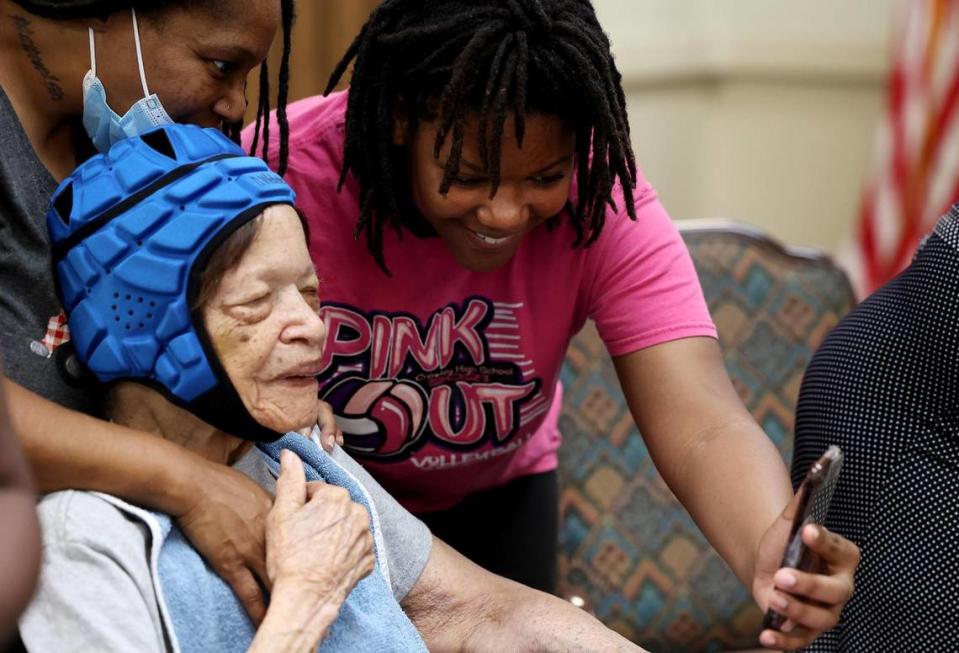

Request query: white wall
[{"left": 593, "top": 0, "right": 897, "bottom": 254}]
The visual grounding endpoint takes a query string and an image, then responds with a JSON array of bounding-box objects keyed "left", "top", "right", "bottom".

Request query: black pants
[{"left": 417, "top": 470, "right": 558, "bottom": 593}]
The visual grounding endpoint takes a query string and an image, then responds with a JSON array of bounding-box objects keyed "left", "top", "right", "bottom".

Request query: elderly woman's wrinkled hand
[{"left": 266, "top": 449, "right": 375, "bottom": 611}]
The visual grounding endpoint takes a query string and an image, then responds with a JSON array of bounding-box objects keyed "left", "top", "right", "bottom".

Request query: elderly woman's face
[{"left": 203, "top": 206, "right": 326, "bottom": 433}]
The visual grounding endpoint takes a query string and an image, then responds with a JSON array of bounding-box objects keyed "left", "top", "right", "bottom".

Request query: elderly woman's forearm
[
  {"left": 404, "top": 538, "right": 647, "bottom": 652},
  {"left": 464, "top": 591, "right": 649, "bottom": 653},
  {"left": 3, "top": 379, "right": 202, "bottom": 513},
  {"left": 247, "top": 589, "right": 340, "bottom": 653}
]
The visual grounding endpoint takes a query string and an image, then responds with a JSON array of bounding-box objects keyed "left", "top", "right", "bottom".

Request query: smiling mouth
[
  {"left": 275, "top": 375, "right": 320, "bottom": 388},
  {"left": 468, "top": 228, "right": 514, "bottom": 246},
  {"left": 276, "top": 360, "right": 325, "bottom": 381}
]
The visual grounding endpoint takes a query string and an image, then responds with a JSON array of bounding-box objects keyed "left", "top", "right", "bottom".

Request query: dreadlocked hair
[
  {"left": 11, "top": 0, "right": 294, "bottom": 174},
  {"left": 247, "top": 0, "right": 294, "bottom": 175},
  {"left": 9, "top": 0, "right": 164, "bottom": 19},
  {"left": 327, "top": 0, "right": 637, "bottom": 274}
]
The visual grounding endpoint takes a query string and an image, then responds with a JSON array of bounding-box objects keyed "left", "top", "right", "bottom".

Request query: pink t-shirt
[{"left": 243, "top": 92, "right": 716, "bottom": 512}]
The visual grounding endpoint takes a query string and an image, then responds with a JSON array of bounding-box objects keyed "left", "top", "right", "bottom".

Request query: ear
[
  {"left": 391, "top": 98, "right": 410, "bottom": 146},
  {"left": 83, "top": 11, "right": 123, "bottom": 37},
  {"left": 84, "top": 10, "right": 117, "bottom": 29}
]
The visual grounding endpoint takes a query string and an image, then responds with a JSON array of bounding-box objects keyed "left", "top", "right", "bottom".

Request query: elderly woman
[
  {"left": 20, "top": 124, "right": 646, "bottom": 652},
  {"left": 0, "top": 0, "right": 315, "bottom": 622}
]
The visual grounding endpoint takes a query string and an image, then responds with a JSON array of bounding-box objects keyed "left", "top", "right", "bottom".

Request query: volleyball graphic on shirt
[
  {"left": 324, "top": 376, "right": 429, "bottom": 458},
  {"left": 318, "top": 297, "right": 544, "bottom": 462}
]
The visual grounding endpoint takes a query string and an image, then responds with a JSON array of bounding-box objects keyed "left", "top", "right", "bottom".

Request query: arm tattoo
[{"left": 11, "top": 14, "right": 64, "bottom": 101}]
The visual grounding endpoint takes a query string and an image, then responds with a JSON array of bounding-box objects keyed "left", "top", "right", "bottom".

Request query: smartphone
[{"left": 761, "top": 445, "right": 844, "bottom": 632}]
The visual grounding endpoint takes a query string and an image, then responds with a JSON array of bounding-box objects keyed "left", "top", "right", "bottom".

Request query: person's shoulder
[
  {"left": 24, "top": 492, "right": 165, "bottom": 653},
  {"left": 37, "top": 490, "right": 151, "bottom": 554},
  {"left": 561, "top": 171, "right": 662, "bottom": 240},
  {"left": 242, "top": 91, "right": 348, "bottom": 158},
  {"left": 284, "top": 91, "right": 349, "bottom": 141},
  {"left": 562, "top": 181, "right": 675, "bottom": 268},
  {"left": 932, "top": 203, "right": 959, "bottom": 254}
]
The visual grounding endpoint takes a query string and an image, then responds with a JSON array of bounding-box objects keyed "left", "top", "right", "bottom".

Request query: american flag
[{"left": 848, "top": 0, "right": 959, "bottom": 296}]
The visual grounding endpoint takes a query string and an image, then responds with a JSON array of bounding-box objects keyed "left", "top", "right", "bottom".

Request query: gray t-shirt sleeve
[
  {"left": 235, "top": 445, "right": 432, "bottom": 602},
  {"left": 329, "top": 447, "right": 433, "bottom": 601},
  {"left": 19, "top": 491, "right": 167, "bottom": 653}
]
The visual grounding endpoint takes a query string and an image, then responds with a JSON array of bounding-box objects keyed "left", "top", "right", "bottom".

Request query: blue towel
[{"left": 153, "top": 433, "right": 427, "bottom": 652}]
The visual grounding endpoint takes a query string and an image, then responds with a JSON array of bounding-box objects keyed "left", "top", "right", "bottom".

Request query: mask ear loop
[
  {"left": 130, "top": 7, "right": 150, "bottom": 97},
  {"left": 87, "top": 27, "right": 96, "bottom": 76}
]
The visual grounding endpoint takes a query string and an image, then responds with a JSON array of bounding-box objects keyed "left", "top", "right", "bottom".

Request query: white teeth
[{"left": 471, "top": 229, "right": 510, "bottom": 245}]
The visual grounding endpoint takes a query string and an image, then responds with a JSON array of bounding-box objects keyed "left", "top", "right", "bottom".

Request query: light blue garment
[
  {"left": 82, "top": 8, "right": 173, "bottom": 152},
  {"left": 154, "top": 433, "right": 428, "bottom": 652},
  {"left": 82, "top": 72, "right": 173, "bottom": 153}
]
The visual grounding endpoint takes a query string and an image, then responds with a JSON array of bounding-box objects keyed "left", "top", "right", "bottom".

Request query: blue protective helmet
[{"left": 48, "top": 124, "right": 297, "bottom": 442}]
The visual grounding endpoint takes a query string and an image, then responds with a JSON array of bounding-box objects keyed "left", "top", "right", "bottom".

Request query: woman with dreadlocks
[
  {"left": 0, "top": 0, "right": 322, "bottom": 625},
  {"left": 244, "top": 1, "right": 859, "bottom": 650}
]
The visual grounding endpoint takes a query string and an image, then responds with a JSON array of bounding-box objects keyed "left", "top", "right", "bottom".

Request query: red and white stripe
[{"left": 849, "top": 0, "right": 959, "bottom": 296}]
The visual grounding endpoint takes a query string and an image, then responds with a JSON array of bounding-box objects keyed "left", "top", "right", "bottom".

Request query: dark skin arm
[
  {"left": 4, "top": 379, "right": 344, "bottom": 625},
  {"left": 4, "top": 374, "right": 344, "bottom": 626},
  {"left": 613, "top": 337, "right": 858, "bottom": 651},
  {"left": 0, "top": 374, "right": 42, "bottom": 641},
  {"left": 4, "top": 378, "right": 275, "bottom": 623}
]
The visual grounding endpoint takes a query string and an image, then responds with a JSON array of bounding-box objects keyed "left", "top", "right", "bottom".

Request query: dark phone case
[{"left": 761, "top": 446, "right": 843, "bottom": 632}]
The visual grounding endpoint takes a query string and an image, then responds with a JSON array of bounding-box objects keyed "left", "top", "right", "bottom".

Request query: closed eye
[
  {"left": 451, "top": 175, "right": 488, "bottom": 189},
  {"left": 224, "top": 293, "right": 270, "bottom": 313},
  {"left": 224, "top": 293, "right": 271, "bottom": 324},
  {"left": 530, "top": 173, "right": 566, "bottom": 187},
  {"left": 300, "top": 286, "right": 320, "bottom": 310},
  {"left": 239, "top": 293, "right": 270, "bottom": 307}
]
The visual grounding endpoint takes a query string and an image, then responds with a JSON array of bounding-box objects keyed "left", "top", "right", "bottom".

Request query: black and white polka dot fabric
[{"left": 793, "top": 203, "right": 959, "bottom": 652}]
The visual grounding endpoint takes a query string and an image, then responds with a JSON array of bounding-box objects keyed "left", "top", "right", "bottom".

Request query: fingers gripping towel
[{"left": 103, "top": 433, "right": 427, "bottom": 652}]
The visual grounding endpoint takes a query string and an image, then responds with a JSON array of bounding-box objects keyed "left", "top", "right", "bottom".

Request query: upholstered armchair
[{"left": 557, "top": 220, "right": 855, "bottom": 652}]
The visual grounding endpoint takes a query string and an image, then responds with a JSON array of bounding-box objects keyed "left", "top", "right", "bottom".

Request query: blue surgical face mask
[{"left": 82, "top": 8, "right": 173, "bottom": 153}]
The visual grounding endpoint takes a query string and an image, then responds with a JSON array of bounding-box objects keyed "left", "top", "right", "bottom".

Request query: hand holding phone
[{"left": 761, "top": 445, "right": 844, "bottom": 632}]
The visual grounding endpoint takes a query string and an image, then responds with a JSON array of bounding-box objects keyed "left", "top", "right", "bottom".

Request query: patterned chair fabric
[{"left": 557, "top": 220, "right": 856, "bottom": 652}]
